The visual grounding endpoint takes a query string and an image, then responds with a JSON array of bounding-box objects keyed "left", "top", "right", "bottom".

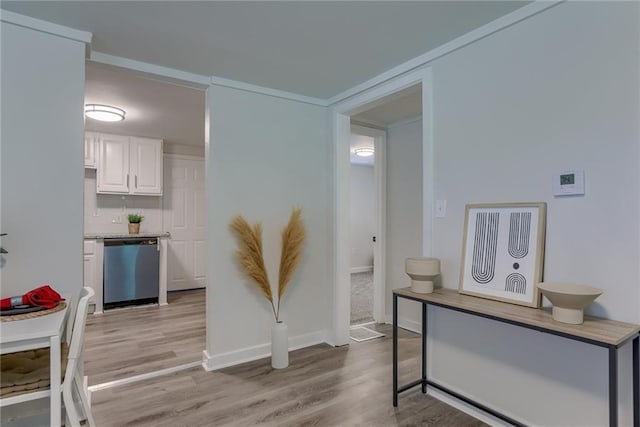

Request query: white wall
[
  {"left": 83, "top": 169, "right": 163, "bottom": 235},
  {"left": 205, "top": 85, "right": 330, "bottom": 368},
  {"left": 1, "top": 22, "right": 86, "bottom": 298},
  {"left": 385, "top": 119, "right": 424, "bottom": 326},
  {"left": 426, "top": 2, "right": 639, "bottom": 425},
  {"left": 349, "top": 164, "right": 374, "bottom": 271}
]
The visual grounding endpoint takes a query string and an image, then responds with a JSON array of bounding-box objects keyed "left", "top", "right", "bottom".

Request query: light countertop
[{"left": 84, "top": 232, "right": 170, "bottom": 239}]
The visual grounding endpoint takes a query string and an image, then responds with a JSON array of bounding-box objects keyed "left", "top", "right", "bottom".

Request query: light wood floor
[
  {"left": 90, "top": 324, "right": 487, "bottom": 427},
  {"left": 84, "top": 289, "right": 205, "bottom": 385}
]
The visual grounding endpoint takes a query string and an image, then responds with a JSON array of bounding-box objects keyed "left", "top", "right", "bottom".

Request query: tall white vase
[{"left": 271, "top": 321, "right": 289, "bottom": 369}]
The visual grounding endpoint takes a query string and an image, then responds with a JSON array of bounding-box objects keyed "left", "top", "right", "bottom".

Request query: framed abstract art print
[{"left": 459, "top": 202, "right": 546, "bottom": 307}]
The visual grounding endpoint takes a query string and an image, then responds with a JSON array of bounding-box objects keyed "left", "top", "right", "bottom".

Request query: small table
[
  {"left": 0, "top": 304, "right": 69, "bottom": 427},
  {"left": 393, "top": 287, "right": 640, "bottom": 427}
]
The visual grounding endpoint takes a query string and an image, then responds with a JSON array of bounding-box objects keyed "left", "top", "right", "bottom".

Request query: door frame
[
  {"left": 350, "top": 124, "right": 387, "bottom": 325},
  {"left": 331, "top": 67, "right": 434, "bottom": 345}
]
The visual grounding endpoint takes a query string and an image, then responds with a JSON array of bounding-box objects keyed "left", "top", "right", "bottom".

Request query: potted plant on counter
[{"left": 127, "top": 214, "right": 144, "bottom": 234}]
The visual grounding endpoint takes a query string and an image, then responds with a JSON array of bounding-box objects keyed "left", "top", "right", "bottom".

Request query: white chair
[
  {"left": 0, "top": 287, "right": 95, "bottom": 426},
  {"left": 63, "top": 286, "right": 95, "bottom": 427}
]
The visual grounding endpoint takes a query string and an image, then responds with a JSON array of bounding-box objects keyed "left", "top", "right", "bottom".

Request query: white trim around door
[{"left": 331, "top": 67, "right": 434, "bottom": 346}]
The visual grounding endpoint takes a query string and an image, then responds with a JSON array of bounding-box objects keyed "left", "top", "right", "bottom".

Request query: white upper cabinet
[
  {"left": 95, "top": 133, "right": 163, "bottom": 195},
  {"left": 84, "top": 132, "right": 98, "bottom": 169},
  {"left": 97, "top": 133, "right": 130, "bottom": 193},
  {"left": 130, "top": 137, "right": 163, "bottom": 195}
]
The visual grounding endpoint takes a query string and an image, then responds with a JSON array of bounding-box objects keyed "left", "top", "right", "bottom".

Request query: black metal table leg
[
  {"left": 422, "top": 302, "right": 427, "bottom": 393},
  {"left": 392, "top": 290, "right": 639, "bottom": 424},
  {"left": 633, "top": 336, "right": 639, "bottom": 427},
  {"left": 609, "top": 345, "right": 618, "bottom": 427},
  {"left": 393, "top": 293, "right": 398, "bottom": 407}
]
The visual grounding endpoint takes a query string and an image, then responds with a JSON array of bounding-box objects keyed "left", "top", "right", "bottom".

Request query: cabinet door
[
  {"left": 97, "top": 133, "right": 130, "bottom": 194},
  {"left": 83, "top": 255, "right": 93, "bottom": 288},
  {"left": 84, "top": 132, "right": 98, "bottom": 169},
  {"left": 83, "top": 253, "right": 97, "bottom": 312},
  {"left": 130, "top": 137, "right": 163, "bottom": 195},
  {"left": 83, "top": 251, "right": 95, "bottom": 292}
]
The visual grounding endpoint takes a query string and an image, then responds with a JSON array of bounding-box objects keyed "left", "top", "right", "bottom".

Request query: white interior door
[{"left": 163, "top": 155, "right": 206, "bottom": 291}]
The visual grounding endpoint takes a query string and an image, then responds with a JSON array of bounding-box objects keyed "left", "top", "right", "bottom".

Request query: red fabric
[{"left": 0, "top": 285, "right": 63, "bottom": 310}]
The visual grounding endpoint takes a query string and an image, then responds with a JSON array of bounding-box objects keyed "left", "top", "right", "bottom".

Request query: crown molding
[
  {"left": 0, "top": 10, "right": 92, "bottom": 44},
  {"left": 89, "top": 52, "right": 211, "bottom": 89},
  {"left": 89, "top": 52, "right": 328, "bottom": 106},
  {"left": 13, "top": 0, "right": 562, "bottom": 108},
  {"left": 328, "top": 0, "right": 563, "bottom": 106},
  {"left": 387, "top": 115, "right": 422, "bottom": 130},
  {"left": 350, "top": 119, "right": 386, "bottom": 131},
  {"left": 210, "top": 76, "right": 328, "bottom": 107}
]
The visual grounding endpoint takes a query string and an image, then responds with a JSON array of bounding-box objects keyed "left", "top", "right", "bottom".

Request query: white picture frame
[{"left": 459, "top": 202, "right": 547, "bottom": 308}]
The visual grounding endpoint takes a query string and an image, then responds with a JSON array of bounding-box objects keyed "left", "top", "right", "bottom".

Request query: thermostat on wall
[{"left": 553, "top": 171, "right": 585, "bottom": 196}]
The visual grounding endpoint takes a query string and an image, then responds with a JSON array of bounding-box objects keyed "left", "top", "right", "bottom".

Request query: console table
[{"left": 392, "top": 287, "right": 640, "bottom": 427}]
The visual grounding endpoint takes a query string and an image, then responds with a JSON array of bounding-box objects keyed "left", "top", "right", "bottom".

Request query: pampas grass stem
[
  {"left": 230, "top": 215, "right": 277, "bottom": 320},
  {"left": 276, "top": 207, "right": 306, "bottom": 321}
]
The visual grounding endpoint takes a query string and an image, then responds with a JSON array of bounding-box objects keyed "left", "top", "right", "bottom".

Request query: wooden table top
[{"left": 393, "top": 287, "right": 640, "bottom": 346}]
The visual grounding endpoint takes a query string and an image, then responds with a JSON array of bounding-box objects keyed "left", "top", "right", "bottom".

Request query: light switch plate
[
  {"left": 553, "top": 171, "right": 585, "bottom": 196},
  {"left": 435, "top": 200, "right": 447, "bottom": 218}
]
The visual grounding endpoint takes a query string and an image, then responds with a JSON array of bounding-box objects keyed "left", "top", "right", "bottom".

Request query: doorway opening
[
  {"left": 348, "top": 124, "right": 388, "bottom": 332},
  {"left": 333, "top": 68, "right": 431, "bottom": 345},
  {"left": 349, "top": 129, "right": 377, "bottom": 326},
  {"left": 82, "top": 60, "right": 208, "bottom": 388}
]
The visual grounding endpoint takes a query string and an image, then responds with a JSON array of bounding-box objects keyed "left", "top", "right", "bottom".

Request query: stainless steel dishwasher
[{"left": 103, "top": 238, "right": 159, "bottom": 309}]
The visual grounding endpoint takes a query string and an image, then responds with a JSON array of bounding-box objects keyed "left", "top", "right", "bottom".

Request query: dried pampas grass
[
  {"left": 277, "top": 207, "right": 306, "bottom": 320},
  {"left": 230, "top": 215, "right": 276, "bottom": 320},
  {"left": 229, "top": 208, "right": 306, "bottom": 322}
]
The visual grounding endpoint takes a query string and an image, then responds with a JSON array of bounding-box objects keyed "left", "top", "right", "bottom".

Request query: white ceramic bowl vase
[
  {"left": 405, "top": 258, "right": 441, "bottom": 294},
  {"left": 537, "top": 282, "right": 603, "bottom": 324}
]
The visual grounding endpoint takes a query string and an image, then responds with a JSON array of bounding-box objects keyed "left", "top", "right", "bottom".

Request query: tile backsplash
[{"left": 84, "top": 169, "right": 163, "bottom": 235}]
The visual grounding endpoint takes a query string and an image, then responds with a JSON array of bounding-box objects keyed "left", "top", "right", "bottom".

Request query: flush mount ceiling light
[
  {"left": 353, "top": 147, "right": 375, "bottom": 157},
  {"left": 85, "top": 104, "right": 125, "bottom": 122}
]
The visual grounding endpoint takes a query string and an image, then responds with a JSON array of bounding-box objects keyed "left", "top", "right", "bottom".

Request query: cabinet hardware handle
[
  {"left": 135, "top": 175, "right": 138, "bottom": 188},
  {"left": 127, "top": 174, "right": 129, "bottom": 188}
]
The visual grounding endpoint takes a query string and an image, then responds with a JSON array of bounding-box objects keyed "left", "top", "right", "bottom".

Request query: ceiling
[
  {"left": 352, "top": 85, "right": 422, "bottom": 127},
  {"left": 350, "top": 84, "right": 422, "bottom": 166},
  {"left": 85, "top": 62, "right": 205, "bottom": 146},
  {"left": 6, "top": 2, "right": 526, "bottom": 151},
  {"left": 2, "top": 1, "right": 529, "bottom": 99}
]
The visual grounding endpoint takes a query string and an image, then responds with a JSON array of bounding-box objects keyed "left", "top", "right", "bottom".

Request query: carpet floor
[{"left": 351, "top": 271, "right": 374, "bottom": 325}]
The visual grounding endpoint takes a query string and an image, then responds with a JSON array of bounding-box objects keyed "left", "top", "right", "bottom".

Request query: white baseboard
[
  {"left": 202, "top": 329, "right": 328, "bottom": 371},
  {"left": 350, "top": 266, "right": 373, "bottom": 274},
  {"left": 427, "top": 385, "right": 513, "bottom": 427},
  {"left": 384, "top": 314, "right": 422, "bottom": 334}
]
